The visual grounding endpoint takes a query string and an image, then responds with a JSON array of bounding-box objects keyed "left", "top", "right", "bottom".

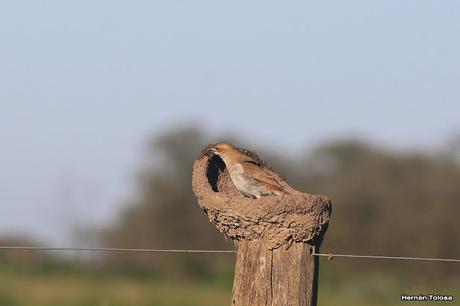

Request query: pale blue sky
[{"left": 0, "top": 1, "right": 459, "bottom": 244}]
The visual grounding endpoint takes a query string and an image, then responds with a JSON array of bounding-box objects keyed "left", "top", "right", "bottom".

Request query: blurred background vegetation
[
  {"left": 2, "top": 1, "right": 460, "bottom": 304},
  {"left": 1, "top": 125, "right": 459, "bottom": 306}
]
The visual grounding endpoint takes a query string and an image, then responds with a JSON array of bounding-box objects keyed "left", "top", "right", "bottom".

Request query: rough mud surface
[{"left": 192, "top": 146, "right": 332, "bottom": 249}]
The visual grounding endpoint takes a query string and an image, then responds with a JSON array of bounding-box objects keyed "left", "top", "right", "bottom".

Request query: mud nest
[{"left": 192, "top": 145, "right": 332, "bottom": 249}]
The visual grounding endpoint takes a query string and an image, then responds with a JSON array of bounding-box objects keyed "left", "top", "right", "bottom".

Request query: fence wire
[{"left": 0, "top": 246, "right": 459, "bottom": 263}]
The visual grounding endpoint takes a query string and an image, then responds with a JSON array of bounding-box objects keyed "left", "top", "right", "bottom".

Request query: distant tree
[
  {"left": 443, "top": 133, "right": 460, "bottom": 163},
  {"left": 102, "top": 125, "right": 237, "bottom": 275},
  {"left": 298, "top": 140, "right": 460, "bottom": 277}
]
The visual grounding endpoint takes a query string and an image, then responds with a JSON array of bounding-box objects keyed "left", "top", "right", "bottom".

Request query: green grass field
[
  {"left": 0, "top": 267, "right": 232, "bottom": 306},
  {"left": 0, "top": 259, "right": 457, "bottom": 306}
]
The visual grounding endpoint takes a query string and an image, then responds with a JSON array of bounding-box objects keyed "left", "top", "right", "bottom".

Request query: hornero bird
[{"left": 209, "top": 142, "right": 290, "bottom": 199}]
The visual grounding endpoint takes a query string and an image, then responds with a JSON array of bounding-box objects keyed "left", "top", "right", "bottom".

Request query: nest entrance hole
[{"left": 206, "top": 154, "right": 226, "bottom": 192}]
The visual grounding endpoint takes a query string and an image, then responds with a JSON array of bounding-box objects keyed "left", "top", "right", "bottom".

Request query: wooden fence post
[{"left": 192, "top": 148, "right": 331, "bottom": 306}]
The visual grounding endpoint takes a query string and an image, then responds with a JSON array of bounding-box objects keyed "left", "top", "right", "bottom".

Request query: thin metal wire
[
  {"left": 0, "top": 246, "right": 459, "bottom": 262},
  {"left": 0, "top": 246, "right": 235, "bottom": 253},
  {"left": 312, "top": 251, "right": 460, "bottom": 263}
]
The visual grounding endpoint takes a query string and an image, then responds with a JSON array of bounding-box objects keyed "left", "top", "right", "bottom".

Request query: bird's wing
[{"left": 242, "top": 160, "right": 290, "bottom": 194}]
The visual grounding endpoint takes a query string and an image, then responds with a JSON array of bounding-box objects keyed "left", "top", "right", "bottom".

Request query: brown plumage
[{"left": 209, "top": 142, "right": 290, "bottom": 199}]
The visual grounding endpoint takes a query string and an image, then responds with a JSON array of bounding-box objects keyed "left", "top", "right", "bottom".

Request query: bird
[{"left": 209, "top": 142, "right": 290, "bottom": 199}]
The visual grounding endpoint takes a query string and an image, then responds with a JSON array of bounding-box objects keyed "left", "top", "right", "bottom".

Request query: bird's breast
[
  {"left": 227, "top": 163, "right": 249, "bottom": 188},
  {"left": 226, "top": 163, "right": 269, "bottom": 198},
  {"left": 230, "top": 162, "right": 245, "bottom": 175}
]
